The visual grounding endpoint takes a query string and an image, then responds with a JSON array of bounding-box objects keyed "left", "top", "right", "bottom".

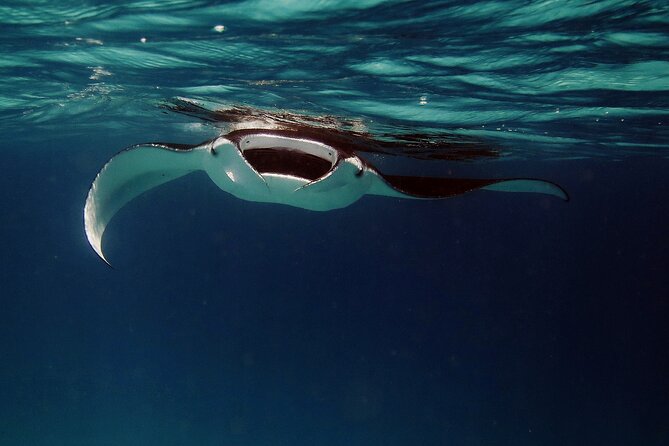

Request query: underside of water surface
[{"left": 1, "top": 0, "right": 667, "bottom": 159}]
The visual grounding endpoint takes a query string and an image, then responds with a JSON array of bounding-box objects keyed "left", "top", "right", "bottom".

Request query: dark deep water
[{"left": 1, "top": 1, "right": 668, "bottom": 445}]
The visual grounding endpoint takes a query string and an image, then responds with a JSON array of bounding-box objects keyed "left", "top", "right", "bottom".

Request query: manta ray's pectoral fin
[
  {"left": 84, "top": 143, "right": 205, "bottom": 265},
  {"left": 369, "top": 172, "right": 569, "bottom": 201},
  {"left": 481, "top": 179, "right": 569, "bottom": 200}
]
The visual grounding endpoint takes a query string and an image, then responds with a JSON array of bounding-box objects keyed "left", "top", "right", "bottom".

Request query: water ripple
[{"left": 1, "top": 0, "right": 667, "bottom": 156}]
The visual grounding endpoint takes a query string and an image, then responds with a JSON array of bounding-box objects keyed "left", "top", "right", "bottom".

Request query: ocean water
[{"left": 1, "top": 1, "right": 668, "bottom": 445}]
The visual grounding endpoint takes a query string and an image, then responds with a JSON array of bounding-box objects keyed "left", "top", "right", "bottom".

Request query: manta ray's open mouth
[
  {"left": 237, "top": 133, "right": 338, "bottom": 181},
  {"left": 244, "top": 147, "right": 333, "bottom": 181}
]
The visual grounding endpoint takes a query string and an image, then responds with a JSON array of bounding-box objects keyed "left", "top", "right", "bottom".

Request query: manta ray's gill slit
[{"left": 243, "top": 148, "right": 332, "bottom": 181}]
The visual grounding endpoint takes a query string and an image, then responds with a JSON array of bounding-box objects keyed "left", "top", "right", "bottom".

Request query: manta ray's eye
[{"left": 208, "top": 140, "right": 218, "bottom": 155}]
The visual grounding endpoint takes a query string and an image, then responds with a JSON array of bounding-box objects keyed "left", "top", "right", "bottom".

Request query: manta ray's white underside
[{"left": 84, "top": 132, "right": 568, "bottom": 264}]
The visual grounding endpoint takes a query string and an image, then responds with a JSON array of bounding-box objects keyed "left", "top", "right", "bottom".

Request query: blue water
[{"left": 1, "top": 1, "right": 668, "bottom": 445}]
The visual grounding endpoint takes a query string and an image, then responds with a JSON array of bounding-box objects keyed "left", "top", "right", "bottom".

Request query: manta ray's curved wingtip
[
  {"left": 549, "top": 180, "right": 570, "bottom": 202},
  {"left": 84, "top": 185, "right": 114, "bottom": 267},
  {"left": 83, "top": 143, "right": 205, "bottom": 267},
  {"left": 483, "top": 178, "right": 570, "bottom": 201}
]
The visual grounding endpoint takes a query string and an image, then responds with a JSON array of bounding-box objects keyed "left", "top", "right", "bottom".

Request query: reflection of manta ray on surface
[{"left": 84, "top": 101, "right": 569, "bottom": 265}]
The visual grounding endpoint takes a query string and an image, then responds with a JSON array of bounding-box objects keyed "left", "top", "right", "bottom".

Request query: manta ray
[{"left": 84, "top": 102, "right": 568, "bottom": 265}]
